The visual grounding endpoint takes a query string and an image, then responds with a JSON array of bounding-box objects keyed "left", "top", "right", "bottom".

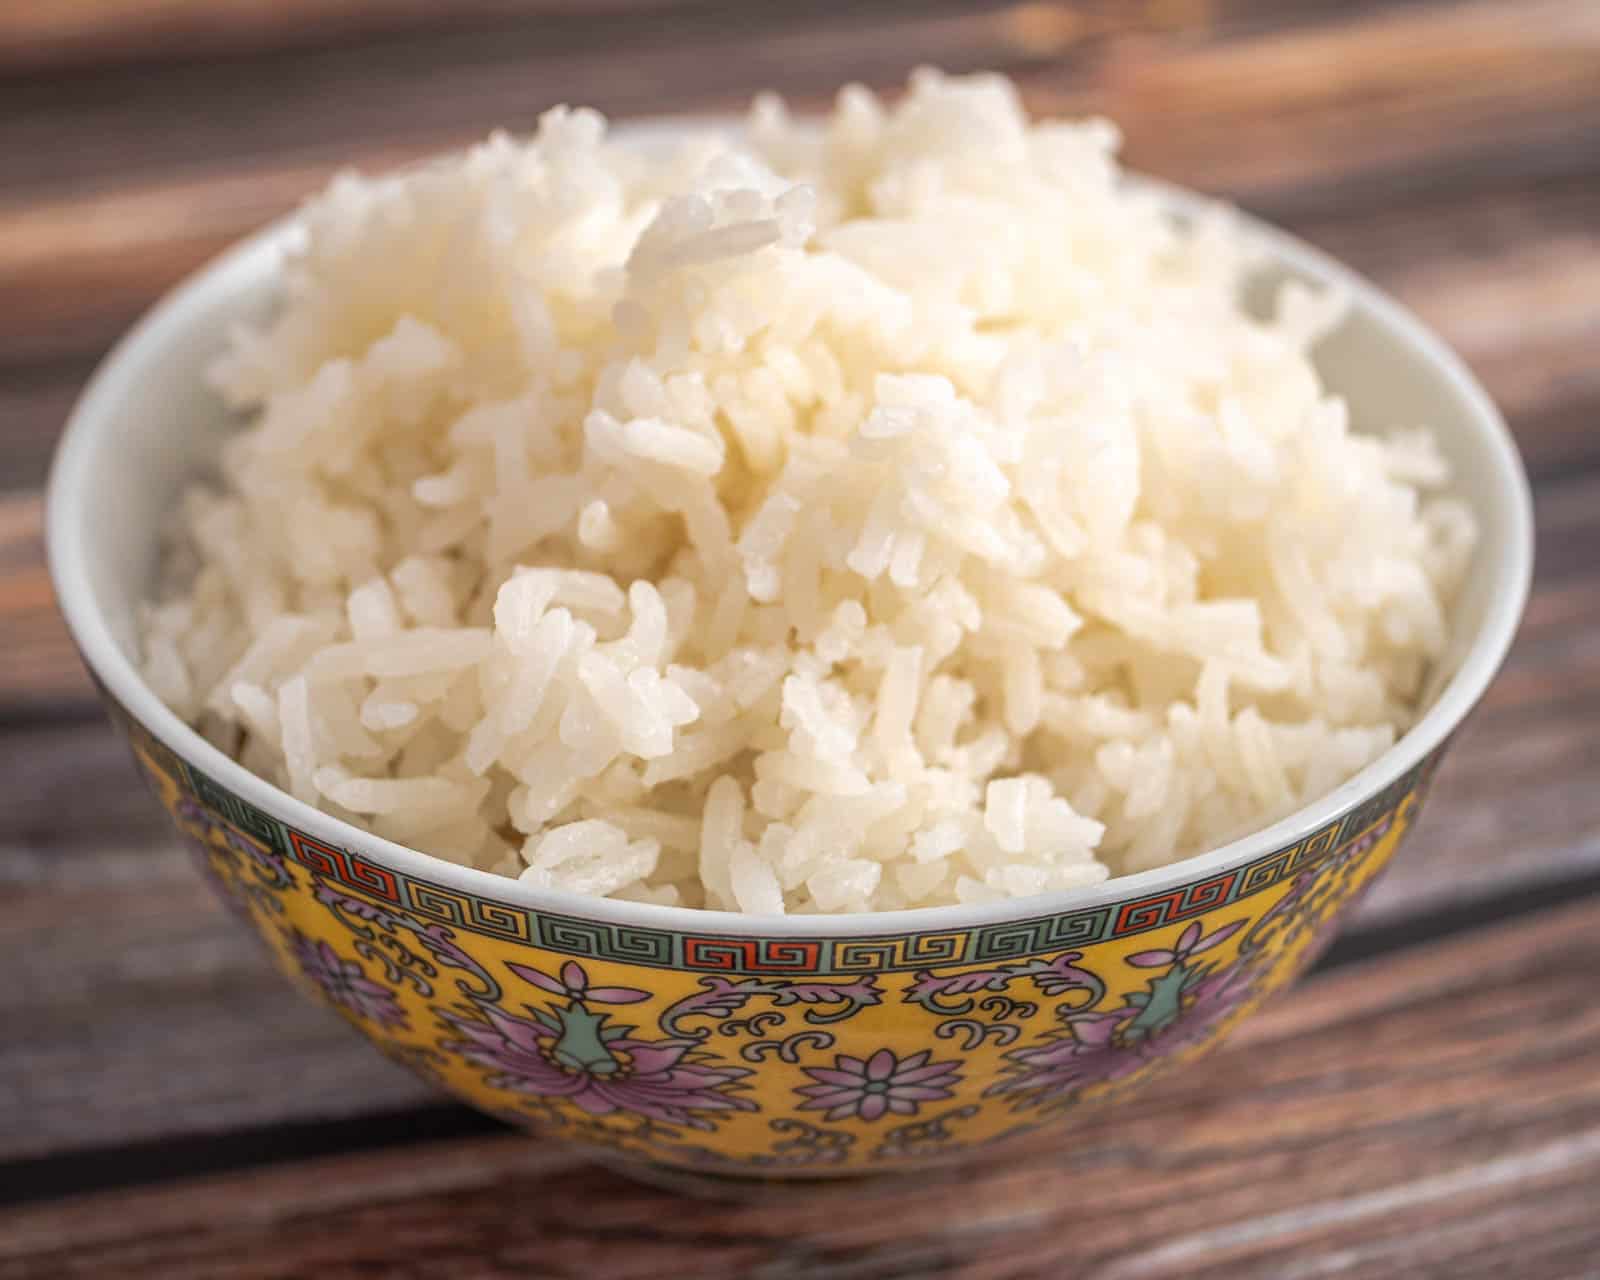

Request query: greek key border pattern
[{"left": 124, "top": 711, "right": 1437, "bottom": 976}]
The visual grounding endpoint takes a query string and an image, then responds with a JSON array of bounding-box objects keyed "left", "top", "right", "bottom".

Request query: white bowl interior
[{"left": 47, "top": 156, "right": 1533, "bottom": 936}]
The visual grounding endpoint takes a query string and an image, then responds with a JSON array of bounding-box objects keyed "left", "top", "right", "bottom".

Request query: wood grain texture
[
  {"left": 3, "top": 0, "right": 1599, "bottom": 1268},
  {"left": 4, "top": 897, "right": 1599, "bottom": 1279},
  {"left": 3, "top": 0, "right": 1598, "bottom": 477},
  {"left": 5, "top": 0, "right": 1599, "bottom": 222},
  {"left": 4, "top": 0, "right": 1600, "bottom": 1170},
  {"left": 0, "top": 495, "right": 87, "bottom": 713},
  {"left": 1, "top": 803, "right": 435, "bottom": 1164},
  {"left": 0, "top": 0, "right": 1273, "bottom": 78},
  {"left": 0, "top": 0, "right": 708, "bottom": 74}
]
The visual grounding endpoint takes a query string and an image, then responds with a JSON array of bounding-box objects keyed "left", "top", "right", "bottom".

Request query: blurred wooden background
[{"left": 3, "top": 2, "right": 1600, "bottom": 1276}]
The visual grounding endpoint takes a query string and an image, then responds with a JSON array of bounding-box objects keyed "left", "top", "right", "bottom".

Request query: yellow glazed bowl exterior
[{"left": 119, "top": 704, "right": 1438, "bottom": 1176}]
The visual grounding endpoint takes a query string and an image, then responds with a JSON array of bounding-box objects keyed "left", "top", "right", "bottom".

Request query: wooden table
[{"left": 3, "top": 2, "right": 1599, "bottom": 1275}]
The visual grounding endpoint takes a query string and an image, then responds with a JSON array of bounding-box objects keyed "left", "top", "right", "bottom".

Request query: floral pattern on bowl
[{"left": 127, "top": 708, "right": 1434, "bottom": 1177}]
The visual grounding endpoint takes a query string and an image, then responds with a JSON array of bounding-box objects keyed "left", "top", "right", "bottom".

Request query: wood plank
[
  {"left": 0, "top": 365, "right": 88, "bottom": 496},
  {"left": 20, "top": 0, "right": 1298, "bottom": 86},
  {"left": 0, "top": 495, "right": 86, "bottom": 710},
  {"left": 0, "top": 0, "right": 1341, "bottom": 79},
  {"left": 3, "top": 896, "right": 1599, "bottom": 1278},
  {"left": 0, "top": 0, "right": 707, "bottom": 75},
  {"left": 4, "top": 0, "right": 1595, "bottom": 205},
  {"left": 0, "top": 4, "right": 1015, "bottom": 200},
  {"left": 1071, "top": 0, "right": 1600, "bottom": 215}
]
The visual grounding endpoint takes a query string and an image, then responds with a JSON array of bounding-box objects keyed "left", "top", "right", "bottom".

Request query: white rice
[{"left": 141, "top": 70, "right": 1476, "bottom": 914}]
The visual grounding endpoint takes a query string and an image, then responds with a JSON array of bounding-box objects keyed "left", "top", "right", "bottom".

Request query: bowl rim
[{"left": 46, "top": 123, "right": 1535, "bottom": 940}]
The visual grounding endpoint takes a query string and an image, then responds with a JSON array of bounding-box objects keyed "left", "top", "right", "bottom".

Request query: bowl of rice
[{"left": 49, "top": 72, "right": 1531, "bottom": 1178}]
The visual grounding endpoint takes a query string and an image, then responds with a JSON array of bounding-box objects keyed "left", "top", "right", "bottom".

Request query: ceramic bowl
[{"left": 47, "top": 131, "right": 1532, "bottom": 1179}]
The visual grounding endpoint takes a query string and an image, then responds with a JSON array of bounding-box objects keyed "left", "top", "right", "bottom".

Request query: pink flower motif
[
  {"left": 506, "top": 959, "right": 652, "bottom": 1006},
  {"left": 289, "top": 930, "right": 407, "bottom": 1030},
  {"left": 989, "top": 920, "right": 1252, "bottom": 1110},
  {"left": 796, "top": 1049, "right": 962, "bottom": 1122},
  {"left": 442, "top": 960, "right": 756, "bottom": 1132},
  {"left": 994, "top": 969, "right": 1245, "bottom": 1103},
  {"left": 1123, "top": 918, "right": 1245, "bottom": 971}
]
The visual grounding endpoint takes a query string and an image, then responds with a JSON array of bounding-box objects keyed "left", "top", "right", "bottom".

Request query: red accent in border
[
  {"left": 288, "top": 830, "right": 401, "bottom": 902},
  {"left": 684, "top": 938, "right": 822, "bottom": 971},
  {"left": 1113, "top": 872, "right": 1238, "bottom": 936}
]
